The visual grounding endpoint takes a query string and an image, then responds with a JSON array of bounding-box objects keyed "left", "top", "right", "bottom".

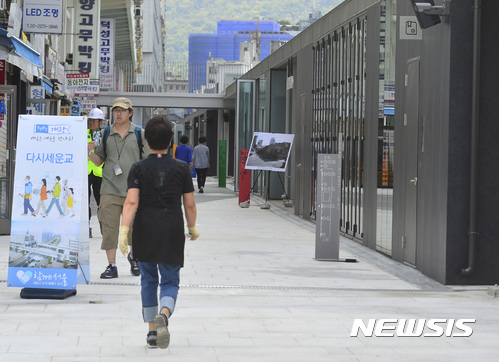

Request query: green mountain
[{"left": 163, "top": 0, "right": 343, "bottom": 62}]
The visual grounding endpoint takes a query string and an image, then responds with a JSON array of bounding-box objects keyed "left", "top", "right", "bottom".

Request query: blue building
[{"left": 189, "top": 20, "right": 293, "bottom": 92}]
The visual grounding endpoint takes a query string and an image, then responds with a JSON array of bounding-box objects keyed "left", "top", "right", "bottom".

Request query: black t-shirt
[{"left": 127, "top": 153, "right": 195, "bottom": 266}]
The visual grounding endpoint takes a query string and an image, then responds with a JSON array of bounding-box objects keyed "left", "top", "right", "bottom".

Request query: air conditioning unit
[{"left": 134, "top": 7, "right": 142, "bottom": 17}]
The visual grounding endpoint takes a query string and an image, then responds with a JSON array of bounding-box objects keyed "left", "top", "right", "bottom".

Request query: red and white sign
[{"left": 238, "top": 149, "right": 250, "bottom": 205}]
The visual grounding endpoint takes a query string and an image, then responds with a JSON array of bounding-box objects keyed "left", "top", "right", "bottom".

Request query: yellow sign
[{"left": 59, "top": 106, "right": 70, "bottom": 116}]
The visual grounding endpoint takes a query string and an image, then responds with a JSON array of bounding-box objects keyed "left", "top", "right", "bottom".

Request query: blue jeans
[
  {"left": 46, "top": 197, "right": 63, "bottom": 215},
  {"left": 138, "top": 262, "right": 181, "bottom": 323},
  {"left": 23, "top": 198, "right": 34, "bottom": 214}
]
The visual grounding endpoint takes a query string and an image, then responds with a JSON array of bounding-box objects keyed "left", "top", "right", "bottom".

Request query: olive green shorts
[{"left": 98, "top": 194, "right": 133, "bottom": 250}]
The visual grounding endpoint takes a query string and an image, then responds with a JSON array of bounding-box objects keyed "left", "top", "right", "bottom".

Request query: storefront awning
[
  {"left": 41, "top": 76, "right": 53, "bottom": 95},
  {"left": 0, "top": 29, "right": 43, "bottom": 77}
]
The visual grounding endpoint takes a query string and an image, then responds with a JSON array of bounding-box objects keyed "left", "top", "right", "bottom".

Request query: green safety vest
[{"left": 88, "top": 129, "right": 103, "bottom": 177}]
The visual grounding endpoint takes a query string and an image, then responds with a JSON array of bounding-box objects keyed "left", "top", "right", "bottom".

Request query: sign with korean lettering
[
  {"left": 7, "top": 115, "right": 90, "bottom": 289},
  {"left": 315, "top": 153, "right": 341, "bottom": 261},
  {"left": 66, "top": 73, "right": 90, "bottom": 89},
  {"left": 75, "top": 81, "right": 100, "bottom": 97},
  {"left": 29, "top": 86, "right": 45, "bottom": 100},
  {"left": 74, "top": 0, "right": 101, "bottom": 80},
  {"left": 100, "top": 18, "right": 115, "bottom": 89},
  {"left": 22, "top": 0, "right": 63, "bottom": 34},
  {"left": 70, "top": 105, "right": 81, "bottom": 116},
  {"left": 59, "top": 106, "right": 70, "bottom": 116},
  {"left": 28, "top": 85, "right": 46, "bottom": 115},
  {"left": 80, "top": 100, "right": 96, "bottom": 115}
]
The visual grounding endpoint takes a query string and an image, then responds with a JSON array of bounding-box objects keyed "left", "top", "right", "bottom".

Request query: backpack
[{"left": 102, "top": 125, "right": 144, "bottom": 160}]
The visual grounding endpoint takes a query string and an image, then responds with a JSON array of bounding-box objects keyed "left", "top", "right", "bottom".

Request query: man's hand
[
  {"left": 118, "top": 226, "right": 130, "bottom": 256},
  {"left": 187, "top": 225, "right": 200, "bottom": 240}
]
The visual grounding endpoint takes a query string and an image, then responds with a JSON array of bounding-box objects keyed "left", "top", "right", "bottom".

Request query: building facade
[
  {"left": 0, "top": 0, "right": 155, "bottom": 233},
  {"left": 196, "top": 0, "right": 496, "bottom": 285},
  {"left": 188, "top": 20, "right": 293, "bottom": 92}
]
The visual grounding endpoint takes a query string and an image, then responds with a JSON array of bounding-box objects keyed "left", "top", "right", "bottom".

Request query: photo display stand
[
  {"left": 244, "top": 170, "right": 271, "bottom": 209},
  {"left": 244, "top": 132, "right": 295, "bottom": 209}
]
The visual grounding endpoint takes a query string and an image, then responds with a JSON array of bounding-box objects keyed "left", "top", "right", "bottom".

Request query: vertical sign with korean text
[
  {"left": 100, "top": 18, "right": 115, "bottom": 89},
  {"left": 315, "top": 153, "right": 341, "bottom": 261},
  {"left": 7, "top": 115, "right": 90, "bottom": 289},
  {"left": 22, "top": 0, "right": 63, "bottom": 34},
  {"left": 74, "top": 0, "right": 101, "bottom": 80},
  {"left": 28, "top": 85, "right": 45, "bottom": 115}
]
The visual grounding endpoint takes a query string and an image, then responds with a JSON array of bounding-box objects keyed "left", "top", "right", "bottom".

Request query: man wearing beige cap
[{"left": 88, "top": 97, "right": 150, "bottom": 278}]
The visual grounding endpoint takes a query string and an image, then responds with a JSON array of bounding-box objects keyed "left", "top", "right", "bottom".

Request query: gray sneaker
[
  {"left": 146, "top": 330, "right": 158, "bottom": 348},
  {"left": 154, "top": 313, "right": 170, "bottom": 349}
]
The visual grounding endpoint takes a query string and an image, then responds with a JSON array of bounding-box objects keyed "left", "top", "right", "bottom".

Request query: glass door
[
  {"left": 0, "top": 85, "right": 17, "bottom": 234},
  {"left": 235, "top": 79, "right": 255, "bottom": 191}
]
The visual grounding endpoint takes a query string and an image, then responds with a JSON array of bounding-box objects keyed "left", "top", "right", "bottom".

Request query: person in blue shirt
[
  {"left": 174, "top": 135, "right": 192, "bottom": 166},
  {"left": 21, "top": 175, "right": 35, "bottom": 216}
]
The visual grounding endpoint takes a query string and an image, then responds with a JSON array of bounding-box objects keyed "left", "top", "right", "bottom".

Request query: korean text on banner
[
  {"left": 74, "top": 0, "right": 101, "bottom": 80},
  {"left": 100, "top": 18, "right": 115, "bottom": 89},
  {"left": 7, "top": 115, "right": 90, "bottom": 290}
]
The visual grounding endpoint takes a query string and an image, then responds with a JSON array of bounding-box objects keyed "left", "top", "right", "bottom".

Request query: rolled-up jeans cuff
[
  {"left": 143, "top": 306, "right": 158, "bottom": 323},
  {"left": 160, "top": 296, "right": 176, "bottom": 315}
]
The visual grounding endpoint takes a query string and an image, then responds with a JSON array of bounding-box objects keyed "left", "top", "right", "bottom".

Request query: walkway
[{"left": 0, "top": 178, "right": 497, "bottom": 361}]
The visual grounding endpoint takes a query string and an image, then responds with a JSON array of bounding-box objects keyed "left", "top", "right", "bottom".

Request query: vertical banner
[
  {"left": 99, "top": 18, "right": 115, "bottom": 89},
  {"left": 27, "top": 85, "right": 45, "bottom": 115},
  {"left": 238, "top": 149, "right": 250, "bottom": 205},
  {"left": 7, "top": 115, "right": 89, "bottom": 289},
  {"left": 315, "top": 153, "right": 341, "bottom": 261},
  {"left": 0, "top": 60, "right": 5, "bottom": 126},
  {"left": 218, "top": 140, "right": 227, "bottom": 188},
  {"left": 74, "top": 0, "right": 100, "bottom": 80}
]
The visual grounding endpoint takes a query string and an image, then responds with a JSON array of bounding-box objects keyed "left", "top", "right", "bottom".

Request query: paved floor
[{"left": 0, "top": 177, "right": 498, "bottom": 361}]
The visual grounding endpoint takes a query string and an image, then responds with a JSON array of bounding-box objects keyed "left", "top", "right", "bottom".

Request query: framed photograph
[{"left": 245, "top": 132, "right": 295, "bottom": 172}]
